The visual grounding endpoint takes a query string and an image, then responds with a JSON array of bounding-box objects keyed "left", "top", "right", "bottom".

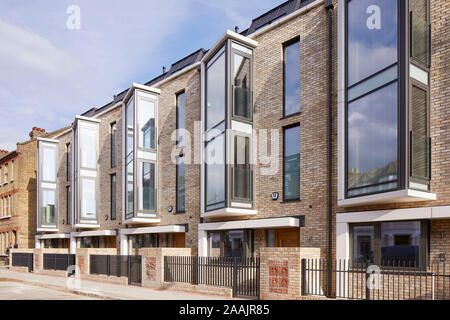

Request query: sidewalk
[{"left": 0, "top": 268, "right": 235, "bottom": 300}]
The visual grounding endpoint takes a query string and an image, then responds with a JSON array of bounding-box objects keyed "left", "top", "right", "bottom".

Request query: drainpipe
[{"left": 325, "top": 0, "right": 334, "bottom": 298}]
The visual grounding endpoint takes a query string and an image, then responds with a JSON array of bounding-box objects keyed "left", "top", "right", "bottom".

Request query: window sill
[
  {"left": 0, "top": 216, "right": 11, "bottom": 220},
  {"left": 281, "top": 199, "right": 301, "bottom": 204},
  {"left": 338, "top": 189, "right": 436, "bottom": 207},
  {"left": 280, "top": 112, "right": 301, "bottom": 120}
]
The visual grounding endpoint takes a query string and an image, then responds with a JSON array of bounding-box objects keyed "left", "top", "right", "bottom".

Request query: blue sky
[{"left": 0, "top": 0, "right": 283, "bottom": 151}]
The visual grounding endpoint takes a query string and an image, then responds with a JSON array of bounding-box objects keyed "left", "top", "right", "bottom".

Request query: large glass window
[
  {"left": 284, "top": 39, "right": 300, "bottom": 116},
  {"left": 233, "top": 135, "right": 252, "bottom": 201},
  {"left": 66, "top": 143, "right": 71, "bottom": 181},
  {"left": 138, "top": 162, "right": 155, "bottom": 212},
  {"left": 205, "top": 132, "right": 225, "bottom": 211},
  {"left": 176, "top": 157, "right": 185, "bottom": 213},
  {"left": 126, "top": 97, "right": 135, "bottom": 218},
  {"left": 381, "top": 221, "right": 421, "bottom": 267},
  {"left": 81, "top": 178, "right": 96, "bottom": 219},
  {"left": 206, "top": 47, "right": 226, "bottom": 130},
  {"left": 351, "top": 220, "right": 426, "bottom": 268},
  {"left": 233, "top": 52, "right": 251, "bottom": 120},
  {"left": 347, "top": 0, "right": 398, "bottom": 85},
  {"left": 80, "top": 125, "right": 97, "bottom": 169},
  {"left": 177, "top": 92, "right": 186, "bottom": 147},
  {"left": 138, "top": 99, "right": 156, "bottom": 150},
  {"left": 66, "top": 186, "right": 71, "bottom": 225},
  {"left": 42, "top": 147, "right": 56, "bottom": 182},
  {"left": 41, "top": 190, "right": 56, "bottom": 225},
  {"left": 283, "top": 125, "right": 300, "bottom": 201},
  {"left": 347, "top": 82, "right": 398, "bottom": 196}
]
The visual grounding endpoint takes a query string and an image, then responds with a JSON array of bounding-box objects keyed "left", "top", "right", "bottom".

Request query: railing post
[
  {"left": 193, "top": 257, "right": 198, "bottom": 285},
  {"left": 232, "top": 258, "right": 237, "bottom": 298},
  {"left": 365, "top": 263, "right": 370, "bottom": 301},
  {"left": 107, "top": 255, "right": 111, "bottom": 276},
  {"left": 301, "top": 258, "right": 307, "bottom": 296}
]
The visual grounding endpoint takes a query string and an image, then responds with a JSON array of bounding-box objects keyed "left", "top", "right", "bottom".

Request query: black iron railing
[
  {"left": 164, "top": 256, "right": 260, "bottom": 299},
  {"left": 43, "top": 254, "right": 76, "bottom": 274},
  {"left": 89, "top": 254, "right": 129, "bottom": 277},
  {"left": 11, "top": 252, "right": 33, "bottom": 272},
  {"left": 302, "top": 259, "right": 450, "bottom": 300}
]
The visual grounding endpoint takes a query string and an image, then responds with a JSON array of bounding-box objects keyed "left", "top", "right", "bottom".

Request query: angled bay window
[
  {"left": 202, "top": 33, "right": 257, "bottom": 217},
  {"left": 339, "top": 0, "right": 433, "bottom": 204},
  {"left": 37, "top": 139, "right": 58, "bottom": 231},
  {"left": 123, "top": 85, "right": 160, "bottom": 222},
  {"left": 72, "top": 117, "right": 99, "bottom": 227}
]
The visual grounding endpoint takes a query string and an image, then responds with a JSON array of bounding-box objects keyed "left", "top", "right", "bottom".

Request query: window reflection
[
  {"left": 80, "top": 126, "right": 97, "bottom": 169},
  {"left": 206, "top": 133, "right": 225, "bottom": 211},
  {"left": 381, "top": 221, "right": 420, "bottom": 267},
  {"left": 42, "top": 147, "right": 56, "bottom": 182},
  {"left": 81, "top": 178, "right": 96, "bottom": 219},
  {"left": 353, "top": 225, "right": 374, "bottom": 264},
  {"left": 206, "top": 48, "right": 226, "bottom": 130},
  {"left": 41, "top": 189, "right": 56, "bottom": 225},
  {"left": 347, "top": 82, "right": 398, "bottom": 195},
  {"left": 139, "top": 162, "right": 155, "bottom": 211},
  {"left": 233, "top": 53, "right": 251, "bottom": 119},
  {"left": 138, "top": 99, "right": 155, "bottom": 149},
  {"left": 284, "top": 40, "right": 300, "bottom": 116},
  {"left": 284, "top": 125, "right": 300, "bottom": 200},
  {"left": 348, "top": 0, "right": 398, "bottom": 85}
]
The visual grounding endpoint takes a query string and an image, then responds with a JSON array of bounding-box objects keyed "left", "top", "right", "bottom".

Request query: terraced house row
[{"left": 4, "top": 0, "right": 450, "bottom": 299}]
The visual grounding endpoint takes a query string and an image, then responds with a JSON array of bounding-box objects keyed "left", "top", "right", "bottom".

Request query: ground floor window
[
  {"left": 208, "top": 230, "right": 254, "bottom": 258},
  {"left": 350, "top": 220, "right": 428, "bottom": 268},
  {"left": 43, "top": 238, "right": 68, "bottom": 249},
  {"left": 80, "top": 236, "right": 116, "bottom": 249}
]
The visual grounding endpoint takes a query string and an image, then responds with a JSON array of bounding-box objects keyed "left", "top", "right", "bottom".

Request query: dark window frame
[
  {"left": 282, "top": 36, "right": 301, "bottom": 118},
  {"left": 110, "top": 122, "right": 117, "bottom": 168},
  {"left": 176, "top": 155, "right": 185, "bottom": 214},
  {"left": 66, "top": 143, "right": 71, "bottom": 181},
  {"left": 66, "top": 186, "right": 71, "bottom": 225},
  {"left": 176, "top": 90, "right": 186, "bottom": 147},
  {"left": 344, "top": 0, "right": 404, "bottom": 199},
  {"left": 110, "top": 173, "right": 116, "bottom": 220},
  {"left": 282, "top": 123, "right": 301, "bottom": 202},
  {"left": 349, "top": 220, "right": 428, "bottom": 270}
]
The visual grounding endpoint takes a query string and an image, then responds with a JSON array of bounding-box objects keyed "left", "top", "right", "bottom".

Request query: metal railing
[
  {"left": 11, "top": 253, "right": 33, "bottom": 272},
  {"left": 302, "top": 259, "right": 450, "bottom": 300},
  {"left": 164, "top": 256, "right": 260, "bottom": 298},
  {"left": 43, "top": 254, "right": 76, "bottom": 274},
  {"left": 89, "top": 255, "right": 129, "bottom": 277}
]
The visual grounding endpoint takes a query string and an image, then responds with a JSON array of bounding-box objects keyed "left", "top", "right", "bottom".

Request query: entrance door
[
  {"left": 172, "top": 233, "right": 185, "bottom": 248},
  {"left": 128, "top": 255, "right": 142, "bottom": 286},
  {"left": 270, "top": 228, "right": 299, "bottom": 247}
]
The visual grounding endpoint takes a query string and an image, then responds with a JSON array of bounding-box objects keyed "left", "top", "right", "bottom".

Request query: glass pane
[
  {"left": 42, "top": 146, "right": 56, "bottom": 182},
  {"left": 233, "top": 136, "right": 251, "bottom": 200},
  {"left": 267, "top": 230, "right": 275, "bottom": 247},
  {"left": 206, "top": 49, "right": 226, "bottom": 130},
  {"left": 177, "top": 158, "right": 185, "bottom": 212},
  {"left": 348, "top": 0, "right": 398, "bottom": 85},
  {"left": 81, "top": 178, "right": 96, "bottom": 219},
  {"left": 284, "top": 126, "right": 300, "bottom": 200},
  {"left": 410, "top": 0, "right": 429, "bottom": 65},
  {"left": 126, "top": 97, "right": 134, "bottom": 157},
  {"left": 353, "top": 225, "right": 374, "bottom": 264},
  {"left": 233, "top": 53, "right": 251, "bottom": 119},
  {"left": 177, "top": 92, "right": 186, "bottom": 146},
  {"left": 205, "top": 133, "right": 225, "bottom": 210},
  {"left": 138, "top": 99, "right": 156, "bottom": 149},
  {"left": 348, "top": 65, "right": 397, "bottom": 101},
  {"left": 111, "top": 123, "right": 117, "bottom": 168},
  {"left": 224, "top": 230, "right": 244, "bottom": 258},
  {"left": 381, "top": 221, "right": 421, "bottom": 267},
  {"left": 347, "top": 82, "right": 398, "bottom": 192},
  {"left": 139, "top": 162, "right": 155, "bottom": 211},
  {"left": 126, "top": 160, "right": 134, "bottom": 217},
  {"left": 111, "top": 175, "right": 116, "bottom": 219},
  {"left": 284, "top": 40, "right": 300, "bottom": 115},
  {"left": 41, "top": 190, "right": 56, "bottom": 225},
  {"left": 411, "top": 85, "right": 429, "bottom": 180},
  {"left": 80, "top": 125, "right": 97, "bottom": 169}
]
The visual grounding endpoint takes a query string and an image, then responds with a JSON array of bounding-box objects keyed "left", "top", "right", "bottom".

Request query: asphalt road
[{"left": 0, "top": 281, "right": 99, "bottom": 300}]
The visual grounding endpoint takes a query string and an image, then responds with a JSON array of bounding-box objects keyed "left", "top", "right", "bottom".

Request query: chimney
[
  {"left": 0, "top": 149, "right": 8, "bottom": 156},
  {"left": 29, "top": 127, "right": 47, "bottom": 139},
  {"left": 235, "top": 26, "right": 239, "bottom": 33},
  {"left": 162, "top": 66, "right": 167, "bottom": 74}
]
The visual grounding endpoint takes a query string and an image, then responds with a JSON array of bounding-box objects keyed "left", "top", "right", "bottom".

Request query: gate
[
  {"left": 11, "top": 253, "right": 33, "bottom": 272},
  {"left": 164, "top": 256, "right": 260, "bottom": 299},
  {"left": 43, "top": 254, "right": 76, "bottom": 276},
  {"left": 128, "top": 255, "right": 142, "bottom": 286}
]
